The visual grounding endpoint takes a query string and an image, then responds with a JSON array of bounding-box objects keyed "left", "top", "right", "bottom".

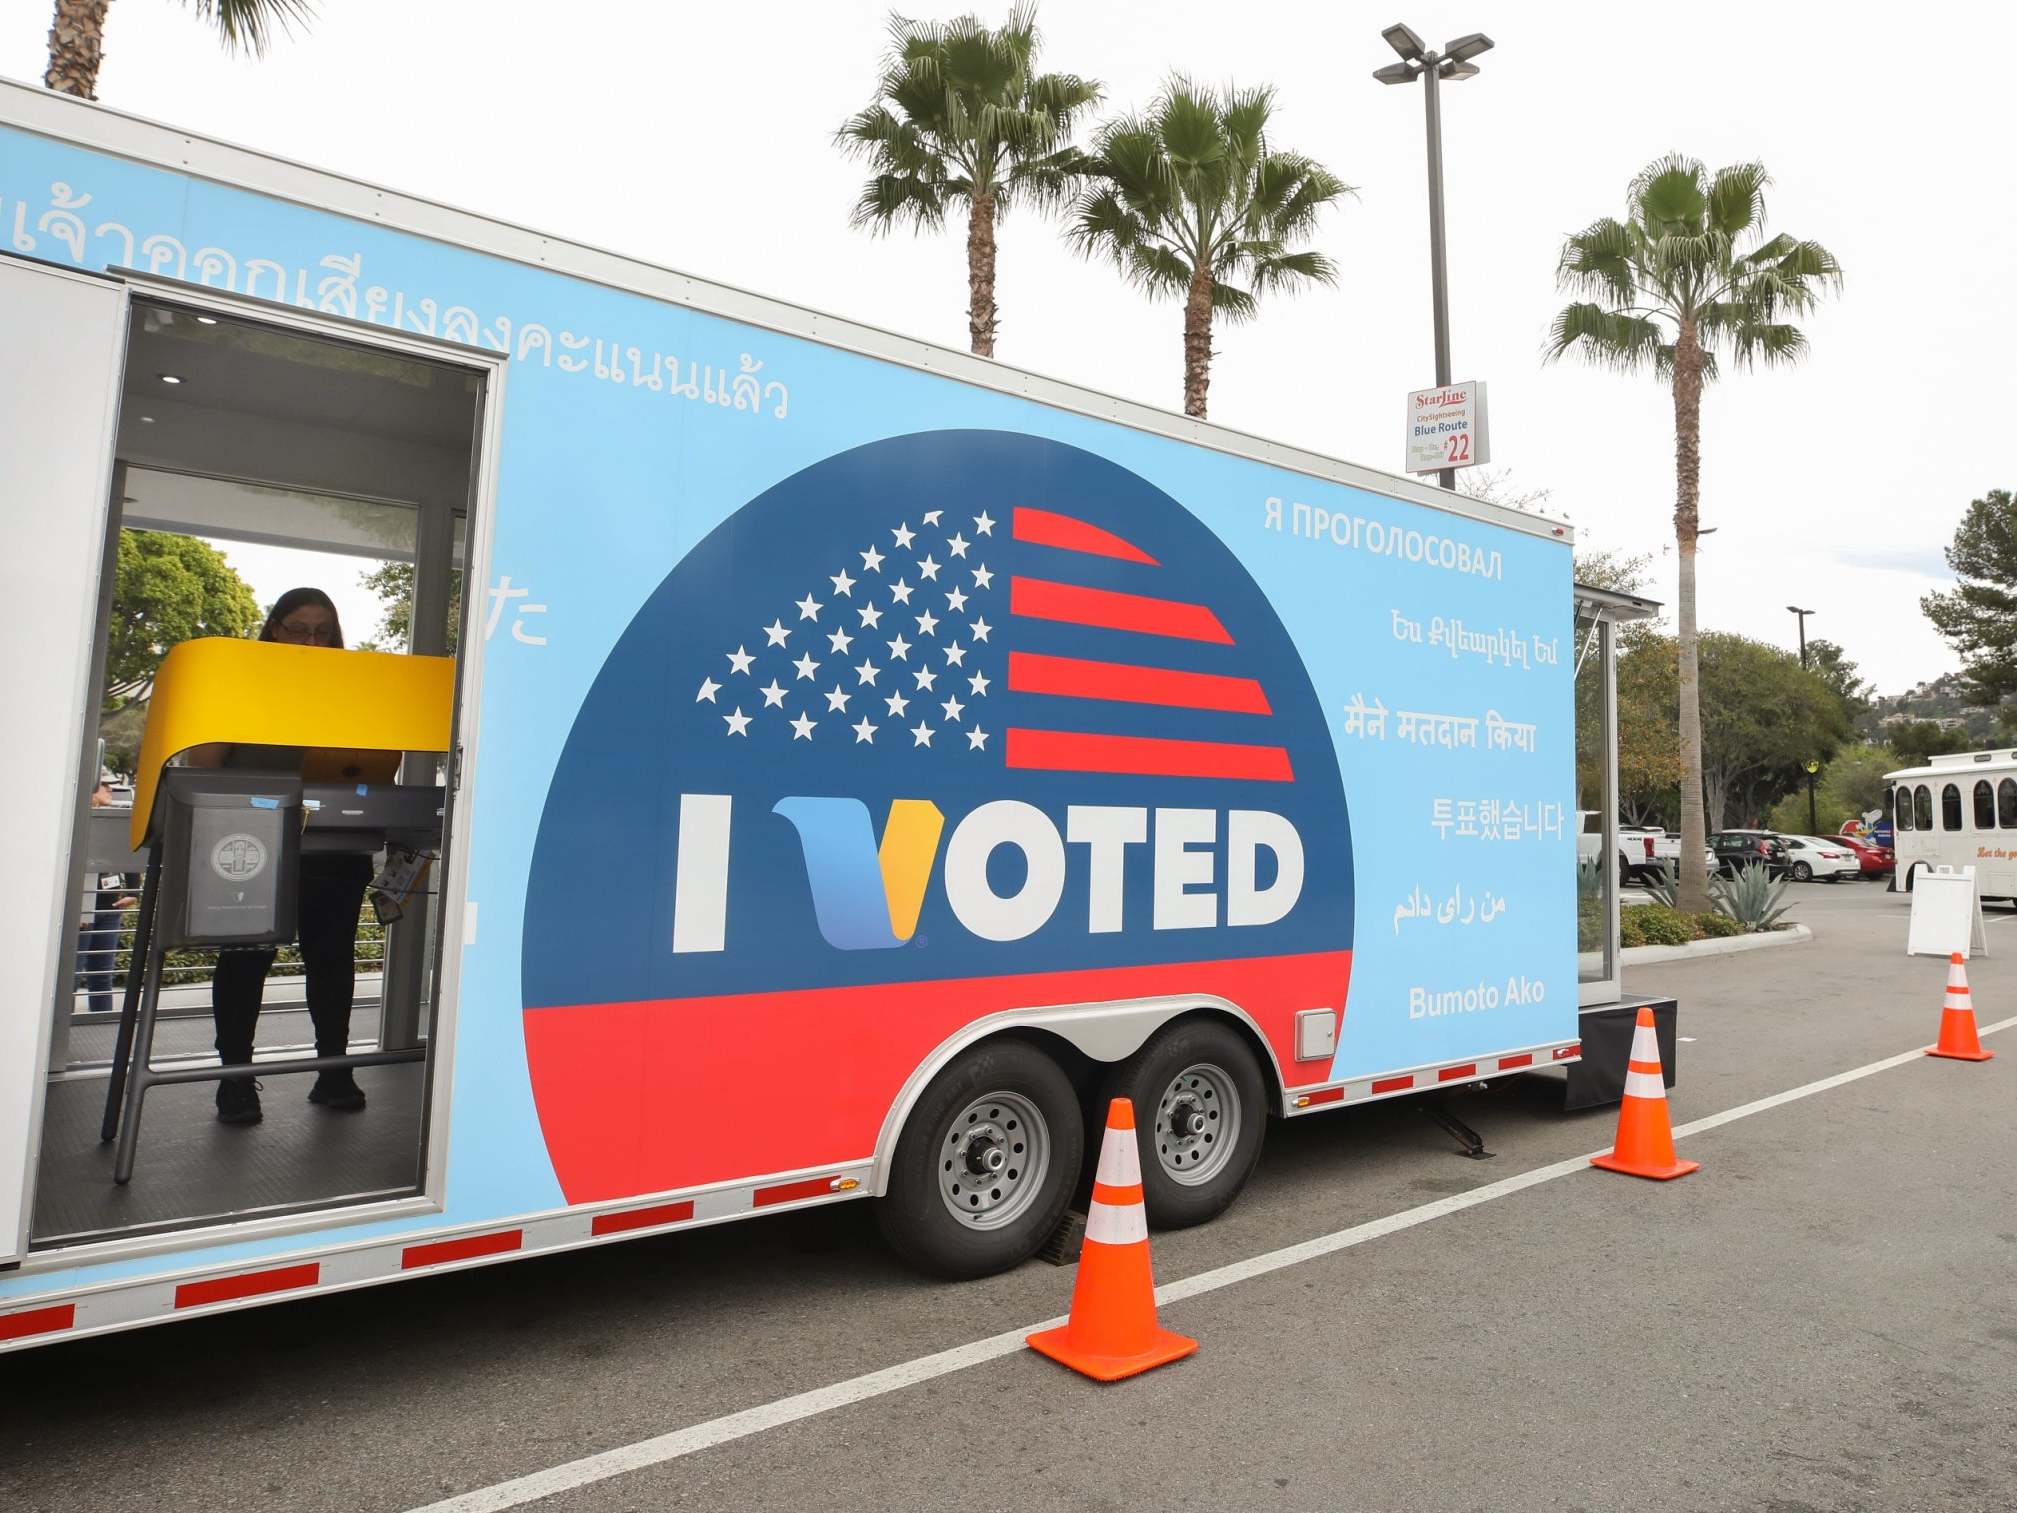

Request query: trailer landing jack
[{"left": 1421, "top": 1096, "right": 1495, "bottom": 1160}]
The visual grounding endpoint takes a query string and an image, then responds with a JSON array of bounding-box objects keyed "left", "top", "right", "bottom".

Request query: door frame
[{"left": 22, "top": 269, "right": 508, "bottom": 1263}]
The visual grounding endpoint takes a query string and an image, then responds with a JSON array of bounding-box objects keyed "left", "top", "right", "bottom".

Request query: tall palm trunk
[
  {"left": 966, "top": 189, "right": 997, "bottom": 358},
  {"left": 45, "top": 0, "right": 112, "bottom": 99},
  {"left": 1672, "top": 318, "right": 1710, "bottom": 912},
  {"left": 1182, "top": 263, "right": 1213, "bottom": 418}
]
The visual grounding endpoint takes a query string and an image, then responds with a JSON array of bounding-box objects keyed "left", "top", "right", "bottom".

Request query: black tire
[
  {"left": 876, "top": 1039, "right": 1083, "bottom": 1280},
  {"left": 1790, "top": 861, "right": 1813, "bottom": 882},
  {"left": 1097, "top": 1018, "right": 1268, "bottom": 1231},
  {"left": 1904, "top": 863, "right": 1920, "bottom": 893}
]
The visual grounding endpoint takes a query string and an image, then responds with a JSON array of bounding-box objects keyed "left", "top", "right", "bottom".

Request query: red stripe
[
  {"left": 1370, "top": 1074, "right": 1413, "bottom": 1094},
  {"left": 1012, "top": 507, "right": 1159, "bottom": 565},
  {"left": 0, "top": 1304, "right": 74, "bottom": 1341},
  {"left": 1010, "top": 577, "right": 1232, "bottom": 644},
  {"left": 1007, "top": 651, "right": 1271, "bottom": 715},
  {"left": 401, "top": 1230, "right": 523, "bottom": 1270},
  {"left": 175, "top": 1263, "right": 320, "bottom": 1309},
  {"left": 1437, "top": 1063, "right": 1478, "bottom": 1082},
  {"left": 1006, "top": 728, "right": 1293, "bottom": 782},
  {"left": 1553, "top": 1044, "right": 1580, "bottom": 1060},
  {"left": 1497, "top": 1053, "right": 1534, "bottom": 1070},
  {"left": 591, "top": 1199, "right": 697, "bottom": 1236},
  {"left": 754, "top": 1175, "right": 841, "bottom": 1208},
  {"left": 1300, "top": 1086, "right": 1345, "bottom": 1105},
  {"left": 1092, "top": 1180, "right": 1145, "bottom": 1205}
]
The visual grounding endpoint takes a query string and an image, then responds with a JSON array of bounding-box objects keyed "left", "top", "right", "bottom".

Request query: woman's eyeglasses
[{"left": 277, "top": 621, "right": 337, "bottom": 645}]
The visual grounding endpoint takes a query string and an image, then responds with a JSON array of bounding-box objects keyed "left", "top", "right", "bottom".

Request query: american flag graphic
[{"left": 689, "top": 504, "right": 1296, "bottom": 784}]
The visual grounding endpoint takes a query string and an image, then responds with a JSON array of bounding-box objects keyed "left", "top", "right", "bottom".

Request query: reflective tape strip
[
  {"left": 402, "top": 1230, "right": 522, "bottom": 1270},
  {"left": 0, "top": 1304, "right": 74, "bottom": 1342},
  {"left": 1085, "top": 1197, "right": 1148, "bottom": 1247},
  {"left": 1624, "top": 1069, "right": 1667, "bottom": 1100},
  {"left": 174, "top": 1262, "right": 320, "bottom": 1309},
  {"left": 1095, "top": 1124, "right": 1142, "bottom": 1187},
  {"left": 1629, "top": 1023, "right": 1661, "bottom": 1064}
]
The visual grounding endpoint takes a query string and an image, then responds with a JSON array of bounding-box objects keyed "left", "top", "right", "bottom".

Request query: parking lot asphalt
[{"left": 3, "top": 879, "right": 2011, "bottom": 1513}]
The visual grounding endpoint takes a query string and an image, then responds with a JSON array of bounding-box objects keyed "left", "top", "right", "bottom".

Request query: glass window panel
[
  {"left": 1975, "top": 780, "right": 1996, "bottom": 830},
  {"left": 1941, "top": 783, "right": 1962, "bottom": 831}
]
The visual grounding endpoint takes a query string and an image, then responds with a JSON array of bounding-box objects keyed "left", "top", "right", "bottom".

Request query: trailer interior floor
[{"left": 29, "top": 1059, "right": 424, "bottom": 1249}]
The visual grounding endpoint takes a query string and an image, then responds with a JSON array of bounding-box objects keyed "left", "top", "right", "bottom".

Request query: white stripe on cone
[
  {"left": 1085, "top": 1198, "right": 1149, "bottom": 1246},
  {"left": 1623, "top": 1069, "right": 1668, "bottom": 1100},
  {"left": 1096, "top": 1124, "right": 1142, "bottom": 1187},
  {"left": 1629, "top": 1020, "right": 1660, "bottom": 1064}
]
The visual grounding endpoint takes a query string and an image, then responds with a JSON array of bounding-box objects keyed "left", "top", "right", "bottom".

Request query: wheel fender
[{"left": 868, "top": 995, "right": 1287, "bottom": 1196}]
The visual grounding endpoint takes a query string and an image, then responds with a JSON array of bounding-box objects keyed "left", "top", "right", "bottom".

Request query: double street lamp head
[{"left": 1374, "top": 23, "right": 1493, "bottom": 83}]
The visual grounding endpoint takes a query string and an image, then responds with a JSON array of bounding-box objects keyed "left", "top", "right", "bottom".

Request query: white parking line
[{"left": 408, "top": 1016, "right": 2015, "bottom": 1513}]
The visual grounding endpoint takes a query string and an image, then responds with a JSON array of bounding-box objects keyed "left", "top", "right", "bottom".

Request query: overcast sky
[{"left": 6, "top": 1, "right": 2011, "bottom": 691}]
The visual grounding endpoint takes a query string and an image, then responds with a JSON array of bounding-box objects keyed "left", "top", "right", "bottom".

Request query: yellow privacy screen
[{"left": 130, "top": 637, "right": 453, "bottom": 849}]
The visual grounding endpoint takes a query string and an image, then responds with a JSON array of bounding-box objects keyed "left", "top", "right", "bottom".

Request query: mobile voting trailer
[{"left": 1, "top": 78, "right": 1584, "bottom": 1350}]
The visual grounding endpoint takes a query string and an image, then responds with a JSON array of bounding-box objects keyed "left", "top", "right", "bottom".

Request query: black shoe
[
  {"left": 308, "top": 1070, "right": 366, "bottom": 1112},
  {"left": 216, "top": 1077, "right": 263, "bottom": 1125}
]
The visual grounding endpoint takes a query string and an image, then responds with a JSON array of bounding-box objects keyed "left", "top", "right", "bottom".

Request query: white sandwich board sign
[{"left": 1906, "top": 864, "right": 1988, "bottom": 958}]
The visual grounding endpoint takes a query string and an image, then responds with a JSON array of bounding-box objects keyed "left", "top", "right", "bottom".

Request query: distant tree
[
  {"left": 1885, "top": 718, "right": 1958, "bottom": 769},
  {"left": 45, "top": 0, "right": 313, "bottom": 100},
  {"left": 837, "top": 3, "right": 1101, "bottom": 357},
  {"left": 1766, "top": 742, "right": 1900, "bottom": 836},
  {"left": 1457, "top": 467, "right": 1553, "bottom": 514},
  {"left": 1070, "top": 78, "right": 1351, "bottom": 418},
  {"left": 359, "top": 560, "right": 461, "bottom": 654},
  {"left": 1802, "top": 637, "right": 1869, "bottom": 720},
  {"left": 1922, "top": 488, "right": 2017, "bottom": 703},
  {"left": 1546, "top": 154, "right": 1842, "bottom": 908},
  {"left": 104, "top": 529, "right": 260, "bottom": 706},
  {"left": 1574, "top": 546, "right": 1656, "bottom": 598},
  {"left": 1617, "top": 630, "right": 1850, "bottom": 830}
]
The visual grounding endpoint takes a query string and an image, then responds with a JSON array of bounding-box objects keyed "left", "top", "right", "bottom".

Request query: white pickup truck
[{"left": 1579, "top": 814, "right": 1708, "bottom": 884}]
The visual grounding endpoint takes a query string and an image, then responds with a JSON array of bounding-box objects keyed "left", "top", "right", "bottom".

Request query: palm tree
[
  {"left": 1546, "top": 155, "right": 1841, "bottom": 911},
  {"left": 46, "top": 0, "right": 312, "bottom": 100},
  {"left": 1069, "top": 78, "right": 1350, "bottom": 419},
  {"left": 837, "top": 4, "right": 1100, "bottom": 358}
]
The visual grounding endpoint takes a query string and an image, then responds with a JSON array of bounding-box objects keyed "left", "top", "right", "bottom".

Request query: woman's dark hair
[{"left": 260, "top": 587, "right": 344, "bottom": 648}]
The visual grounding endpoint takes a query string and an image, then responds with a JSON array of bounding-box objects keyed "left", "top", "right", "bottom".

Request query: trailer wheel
[
  {"left": 1099, "top": 1019, "right": 1267, "bottom": 1231},
  {"left": 876, "top": 1039, "right": 1083, "bottom": 1280}
]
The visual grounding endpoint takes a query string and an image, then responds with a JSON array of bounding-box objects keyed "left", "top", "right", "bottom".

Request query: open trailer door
[{"left": 0, "top": 255, "right": 129, "bottom": 1268}]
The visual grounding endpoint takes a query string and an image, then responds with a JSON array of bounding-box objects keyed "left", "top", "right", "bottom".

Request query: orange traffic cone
[
  {"left": 1928, "top": 952, "right": 1995, "bottom": 1062},
  {"left": 1590, "top": 1007, "right": 1699, "bottom": 1181},
  {"left": 1027, "top": 1098, "right": 1198, "bottom": 1382}
]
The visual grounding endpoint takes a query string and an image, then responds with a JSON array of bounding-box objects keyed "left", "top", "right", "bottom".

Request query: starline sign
[{"left": 1404, "top": 380, "right": 1490, "bottom": 475}]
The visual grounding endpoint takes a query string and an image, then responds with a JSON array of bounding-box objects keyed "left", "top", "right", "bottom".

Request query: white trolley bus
[{"left": 1888, "top": 750, "right": 2017, "bottom": 899}]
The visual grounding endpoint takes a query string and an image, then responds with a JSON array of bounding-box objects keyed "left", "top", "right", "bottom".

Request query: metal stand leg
[
  {"left": 110, "top": 939, "right": 168, "bottom": 1186},
  {"left": 1421, "top": 1095, "right": 1495, "bottom": 1160},
  {"left": 100, "top": 852, "right": 161, "bottom": 1143}
]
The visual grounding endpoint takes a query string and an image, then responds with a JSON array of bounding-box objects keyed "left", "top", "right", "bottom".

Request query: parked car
[
  {"left": 1617, "top": 828, "right": 1716, "bottom": 886},
  {"left": 1710, "top": 830, "right": 1791, "bottom": 877},
  {"left": 1579, "top": 816, "right": 1712, "bottom": 885},
  {"left": 1833, "top": 833, "right": 1895, "bottom": 879},
  {"left": 1779, "top": 835, "right": 1863, "bottom": 882}
]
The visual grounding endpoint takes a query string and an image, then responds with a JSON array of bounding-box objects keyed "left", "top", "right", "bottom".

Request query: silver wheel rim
[
  {"left": 937, "top": 1090, "right": 1049, "bottom": 1230},
  {"left": 1154, "top": 1062, "right": 1242, "bottom": 1187}
]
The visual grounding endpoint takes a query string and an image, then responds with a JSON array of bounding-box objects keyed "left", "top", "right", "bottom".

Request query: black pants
[{"left": 212, "top": 853, "right": 373, "bottom": 1066}]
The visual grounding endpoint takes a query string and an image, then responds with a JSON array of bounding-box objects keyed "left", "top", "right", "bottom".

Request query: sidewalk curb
[{"left": 1622, "top": 923, "right": 1813, "bottom": 966}]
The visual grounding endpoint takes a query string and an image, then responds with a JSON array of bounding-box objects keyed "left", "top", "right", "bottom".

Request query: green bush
[
  {"left": 1695, "top": 912, "right": 1745, "bottom": 938},
  {"left": 1621, "top": 904, "right": 1699, "bottom": 947}
]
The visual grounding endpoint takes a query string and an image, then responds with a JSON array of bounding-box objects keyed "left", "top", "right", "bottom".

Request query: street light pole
[
  {"left": 1376, "top": 25, "right": 1492, "bottom": 492},
  {"left": 1786, "top": 604, "right": 1813, "bottom": 668}
]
